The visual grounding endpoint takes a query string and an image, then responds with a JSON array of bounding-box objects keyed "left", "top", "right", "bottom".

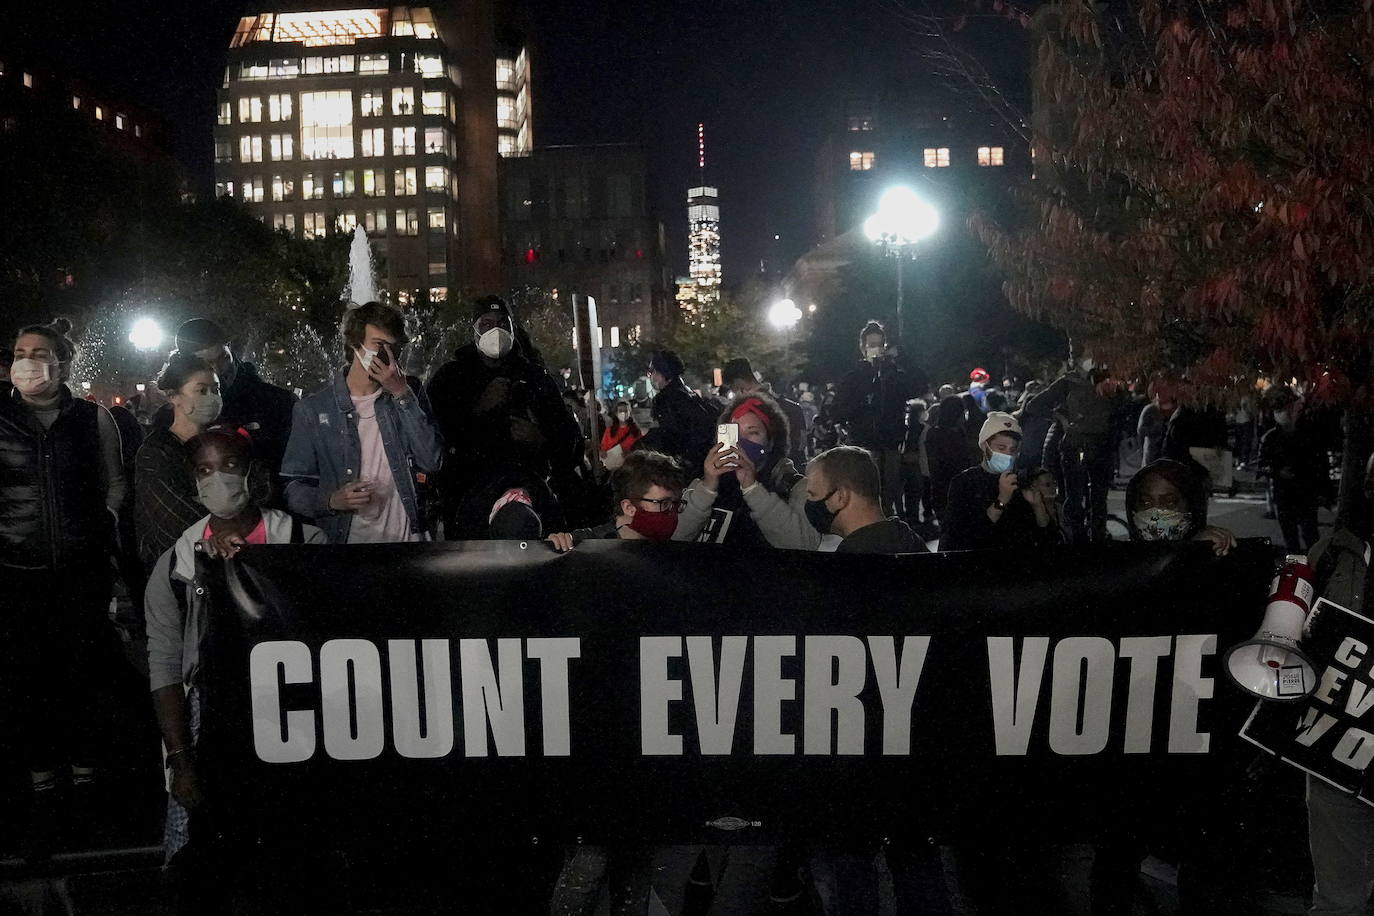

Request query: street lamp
[
  {"left": 128, "top": 317, "right": 164, "bottom": 352},
  {"left": 767, "top": 297, "right": 803, "bottom": 330},
  {"left": 864, "top": 186, "right": 939, "bottom": 348}
]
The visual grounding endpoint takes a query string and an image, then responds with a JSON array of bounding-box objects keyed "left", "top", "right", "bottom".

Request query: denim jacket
[{"left": 281, "top": 371, "right": 443, "bottom": 543}]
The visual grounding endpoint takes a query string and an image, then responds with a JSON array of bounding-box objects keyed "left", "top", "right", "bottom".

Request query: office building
[
  {"left": 499, "top": 143, "right": 670, "bottom": 341},
  {"left": 678, "top": 123, "right": 721, "bottom": 326},
  {"left": 213, "top": 3, "right": 509, "bottom": 303}
]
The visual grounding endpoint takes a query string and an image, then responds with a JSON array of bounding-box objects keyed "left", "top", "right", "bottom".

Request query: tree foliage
[{"left": 975, "top": 0, "right": 1374, "bottom": 399}]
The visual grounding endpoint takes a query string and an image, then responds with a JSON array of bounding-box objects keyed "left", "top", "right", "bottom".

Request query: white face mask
[
  {"left": 182, "top": 392, "right": 222, "bottom": 425},
  {"left": 197, "top": 471, "right": 252, "bottom": 519},
  {"left": 477, "top": 327, "right": 514, "bottom": 360},
  {"left": 356, "top": 345, "right": 379, "bottom": 371},
  {"left": 865, "top": 345, "right": 883, "bottom": 360},
  {"left": 11, "top": 358, "right": 60, "bottom": 398},
  {"left": 616, "top": 409, "right": 630, "bottom": 421}
]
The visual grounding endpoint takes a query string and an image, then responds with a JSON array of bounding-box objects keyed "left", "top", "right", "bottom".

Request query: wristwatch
[{"left": 991, "top": 499, "right": 1007, "bottom": 511}]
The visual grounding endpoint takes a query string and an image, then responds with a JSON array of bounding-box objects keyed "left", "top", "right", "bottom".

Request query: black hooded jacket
[{"left": 1124, "top": 459, "right": 1210, "bottom": 541}]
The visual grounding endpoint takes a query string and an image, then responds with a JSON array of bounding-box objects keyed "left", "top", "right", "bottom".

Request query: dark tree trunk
[{"left": 1336, "top": 406, "right": 1374, "bottom": 530}]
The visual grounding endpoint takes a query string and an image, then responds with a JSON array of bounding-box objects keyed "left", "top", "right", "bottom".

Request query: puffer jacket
[{"left": 0, "top": 387, "right": 113, "bottom": 569}]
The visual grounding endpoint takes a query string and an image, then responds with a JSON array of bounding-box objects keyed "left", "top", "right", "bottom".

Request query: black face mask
[{"left": 804, "top": 490, "right": 838, "bottom": 535}]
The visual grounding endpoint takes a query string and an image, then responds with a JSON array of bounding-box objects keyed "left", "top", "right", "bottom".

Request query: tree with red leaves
[{"left": 973, "top": 0, "right": 1374, "bottom": 515}]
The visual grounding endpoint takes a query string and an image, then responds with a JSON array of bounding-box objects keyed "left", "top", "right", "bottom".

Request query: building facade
[
  {"left": 677, "top": 123, "right": 722, "bottom": 327},
  {"left": 213, "top": 3, "right": 507, "bottom": 304},
  {"left": 498, "top": 143, "right": 670, "bottom": 342}
]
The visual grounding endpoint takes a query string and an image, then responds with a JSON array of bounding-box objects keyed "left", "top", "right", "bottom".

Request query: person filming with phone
[
  {"left": 281, "top": 301, "right": 442, "bottom": 544},
  {"left": 672, "top": 394, "right": 819, "bottom": 549},
  {"left": 940, "top": 412, "right": 1059, "bottom": 551}
]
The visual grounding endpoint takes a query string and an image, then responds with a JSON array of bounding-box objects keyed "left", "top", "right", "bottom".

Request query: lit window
[
  {"left": 361, "top": 127, "right": 385, "bottom": 157},
  {"left": 496, "top": 60, "right": 515, "bottom": 91},
  {"left": 412, "top": 9, "right": 437, "bottom": 39},
  {"left": 300, "top": 91, "right": 354, "bottom": 160},
  {"left": 394, "top": 208, "right": 419, "bottom": 235},
  {"left": 361, "top": 169, "right": 386, "bottom": 196},
  {"left": 268, "top": 93, "right": 294, "bottom": 122},
  {"left": 428, "top": 259, "right": 446, "bottom": 275},
  {"left": 72, "top": 96, "right": 81, "bottom": 110},
  {"left": 427, "top": 207, "right": 445, "bottom": 229},
  {"left": 360, "top": 90, "right": 384, "bottom": 117},
  {"left": 363, "top": 208, "right": 387, "bottom": 233},
  {"left": 391, "top": 87, "right": 414, "bottom": 116},
  {"left": 272, "top": 175, "right": 295, "bottom": 201},
  {"left": 848, "top": 151, "right": 875, "bottom": 171},
  {"left": 303, "top": 173, "right": 324, "bottom": 200},
  {"left": 302, "top": 212, "right": 327, "bottom": 239},
  {"left": 239, "top": 135, "right": 263, "bottom": 163},
  {"left": 214, "top": 139, "right": 233, "bottom": 162},
  {"left": 977, "top": 146, "right": 1005, "bottom": 167},
  {"left": 847, "top": 116, "right": 874, "bottom": 131},
  {"left": 269, "top": 133, "right": 294, "bottom": 161},
  {"left": 422, "top": 90, "right": 445, "bottom": 116},
  {"left": 95, "top": 106, "right": 104, "bottom": 121},
  {"left": 135, "top": 125, "right": 142, "bottom": 137},
  {"left": 414, "top": 54, "right": 443, "bottom": 78},
  {"left": 239, "top": 97, "right": 263, "bottom": 123},
  {"left": 22, "top": 72, "right": 33, "bottom": 89},
  {"left": 359, "top": 53, "right": 389, "bottom": 74},
  {"left": 215, "top": 181, "right": 233, "bottom": 198},
  {"left": 393, "top": 167, "right": 417, "bottom": 196},
  {"left": 923, "top": 148, "right": 951, "bottom": 168},
  {"left": 392, "top": 126, "right": 416, "bottom": 156},
  {"left": 424, "top": 126, "right": 447, "bottom": 155},
  {"left": 241, "top": 177, "right": 264, "bottom": 202},
  {"left": 498, "top": 135, "right": 515, "bottom": 157},
  {"left": 302, "top": 55, "right": 355, "bottom": 75},
  {"left": 115, "top": 114, "right": 126, "bottom": 130},
  {"left": 391, "top": 12, "right": 414, "bottom": 37},
  {"left": 429, "top": 287, "right": 448, "bottom": 302},
  {"left": 269, "top": 59, "right": 300, "bottom": 78},
  {"left": 497, "top": 96, "right": 516, "bottom": 130},
  {"left": 273, "top": 212, "right": 296, "bottom": 234},
  {"left": 425, "top": 165, "right": 448, "bottom": 192},
  {"left": 337, "top": 212, "right": 358, "bottom": 233},
  {"left": 332, "top": 170, "right": 355, "bottom": 197},
  {"left": 218, "top": 102, "right": 231, "bottom": 126}
]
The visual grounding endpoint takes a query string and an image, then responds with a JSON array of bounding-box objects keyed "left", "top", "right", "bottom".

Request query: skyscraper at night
[
  {"left": 678, "top": 123, "right": 721, "bottom": 326},
  {"left": 213, "top": 3, "right": 519, "bottom": 303}
]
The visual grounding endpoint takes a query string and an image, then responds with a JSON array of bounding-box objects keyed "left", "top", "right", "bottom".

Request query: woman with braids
[{"left": 0, "top": 318, "right": 128, "bottom": 802}]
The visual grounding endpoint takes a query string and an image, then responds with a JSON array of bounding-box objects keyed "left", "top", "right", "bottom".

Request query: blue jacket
[{"left": 281, "top": 371, "right": 443, "bottom": 543}]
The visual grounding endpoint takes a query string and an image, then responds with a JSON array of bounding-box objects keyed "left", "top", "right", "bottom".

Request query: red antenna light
[{"left": 697, "top": 123, "right": 705, "bottom": 170}]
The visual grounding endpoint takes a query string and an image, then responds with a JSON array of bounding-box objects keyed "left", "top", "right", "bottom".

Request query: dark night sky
[{"left": 8, "top": 0, "right": 1014, "bottom": 284}]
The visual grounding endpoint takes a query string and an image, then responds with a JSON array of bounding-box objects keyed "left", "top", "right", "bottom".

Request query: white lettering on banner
[
  {"left": 987, "top": 635, "right": 1216, "bottom": 756},
  {"left": 1295, "top": 707, "right": 1340, "bottom": 746},
  {"left": 388, "top": 639, "right": 454, "bottom": 758},
  {"left": 460, "top": 638, "right": 525, "bottom": 757},
  {"left": 753, "top": 636, "right": 797, "bottom": 755},
  {"left": 687, "top": 636, "right": 747, "bottom": 755},
  {"left": 869, "top": 637, "right": 931, "bottom": 755},
  {"left": 1332, "top": 728, "right": 1374, "bottom": 770},
  {"left": 321, "top": 639, "right": 386, "bottom": 760},
  {"left": 803, "top": 636, "right": 868, "bottom": 755},
  {"left": 250, "top": 638, "right": 582, "bottom": 763},
  {"left": 250, "top": 641, "right": 316, "bottom": 764},
  {"left": 1345, "top": 681, "right": 1374, "bottom": 719},
  {"left": 1315, "top": 668, "right": 1351, "bottom": 706},
  {"left": 640, "top": 636, "right": 683, "bottom": 755},
  {"left": 1335, "top": 637, "right": 1368, "bottom": 668}
]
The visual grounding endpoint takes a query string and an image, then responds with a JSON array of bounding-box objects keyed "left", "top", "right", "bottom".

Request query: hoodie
[{"left": 1124, "top": 459, "right": 1210, "bottom": 542}]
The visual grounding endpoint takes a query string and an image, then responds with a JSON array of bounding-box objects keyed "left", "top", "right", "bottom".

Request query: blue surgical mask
[
  {"left": 738, "top": 438, "right": 768, "bottom": 467},
  {"left": 986, "top": 452, "right": 1014, "bottom": 474}
]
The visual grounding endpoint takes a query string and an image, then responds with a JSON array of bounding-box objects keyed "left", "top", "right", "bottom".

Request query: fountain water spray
[{"left": 345, "top": 225, "right": 377, "bottom": 306}]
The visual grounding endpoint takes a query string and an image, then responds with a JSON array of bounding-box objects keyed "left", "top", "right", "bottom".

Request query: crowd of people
[{"left": 0, "top": 300, "right": 1360, "bottom": 914}]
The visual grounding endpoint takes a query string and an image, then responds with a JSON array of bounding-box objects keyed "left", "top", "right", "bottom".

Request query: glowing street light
[
  {"left": 128, "top": 317, "right": 164, "bottom": 352},
  {"left": 864, "top": 186, "right": 939, "bottom": 347},
  {"left": 768, "top": 298, "right": 803, "bottom": 330}
]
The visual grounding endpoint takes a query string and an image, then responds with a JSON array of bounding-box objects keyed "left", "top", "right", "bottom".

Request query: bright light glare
[
  {"left": 865, "top": 186, "right": 939, "bottom": 245},
  {"left": 768, "top": 298, "right": 803, "bottom": 329},
  {"left": 128, "top": 318, "right": 164, "bottom": 351}
]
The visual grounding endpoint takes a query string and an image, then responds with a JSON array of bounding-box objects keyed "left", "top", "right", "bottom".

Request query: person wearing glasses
[{"left": 547, "top": 450, "right": 684, "bottom": 550}]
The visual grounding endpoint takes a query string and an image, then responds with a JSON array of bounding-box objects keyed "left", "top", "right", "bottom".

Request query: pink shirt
[
  {"left": 202, "top": 517, "right": 268, "bottom": 543},
  {"left": 348, "top": 388, "right": 422, "bottom": 544}
]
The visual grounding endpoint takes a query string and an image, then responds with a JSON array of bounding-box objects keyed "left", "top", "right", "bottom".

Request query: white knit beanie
[{"left": 977, "top": 411, "right": 1022, "bottom": 448}]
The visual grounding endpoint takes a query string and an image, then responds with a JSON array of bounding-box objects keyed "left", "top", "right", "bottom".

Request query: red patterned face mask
[{"left": 628, "top": 509, "right": 678, "bottom": 542}]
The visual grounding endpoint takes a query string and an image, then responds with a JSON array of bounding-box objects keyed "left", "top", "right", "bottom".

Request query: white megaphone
[{"left": 1224, "top": 555, "right": 1318, "bottom": 701}]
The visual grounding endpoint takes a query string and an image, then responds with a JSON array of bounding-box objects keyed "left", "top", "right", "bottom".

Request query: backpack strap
[{"left": 289, "top": 516, "right": 304, "bottom": 545}]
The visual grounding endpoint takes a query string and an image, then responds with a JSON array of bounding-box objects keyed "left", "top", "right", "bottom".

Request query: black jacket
[
  {"left": 425, "top": 343, "right": 585, "bottom": 497},
  {"left": 151, "top": 361, "right": 296, "bottom": 477},
  {"left": 0, "top": 389, "right": 112, "bottom": 569},
  {"left": 940, "top": 465, "right": 1056, "bottom": 552},
  {"left": 839, "top": 518, "right": 927, "bottom": 554},
  {"left": 833, "top": 358, "right": 924, "bottom": 450},
  {"left": 641, "top": 378, "right": 707, "bottom": 466},
  {"left": 134, "top": 425, "right": 205, "bottom": 570}
]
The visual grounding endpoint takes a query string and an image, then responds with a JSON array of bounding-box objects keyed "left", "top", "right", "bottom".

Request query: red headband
[{"left": 729, "top": 397, "right": 772, "bottom": 432}]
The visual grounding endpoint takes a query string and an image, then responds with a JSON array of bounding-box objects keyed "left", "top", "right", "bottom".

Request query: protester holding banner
[
  {"left": 281, "top": 301, "right": 442, "bottom": 544},
  {"left": 803, "top": 445, "right": 925, "bottom": 554},
  {"left": 0, "top": 319, "right": 125, "bottom": 803},
  {"left": 673, "top": 394, "right": 820, "bottom": 549},
  {"left": 1125, "top": 459, "right": 1236, "bottom": 554},
  {"left": 134, "top": 351, "right": 220, "bottom": 569},
  {"left": 940, "top": 412, "right": 1057, "bottom": 551},
  {"left": 548, "top": 449, "right": 684, "bottom": 550}
]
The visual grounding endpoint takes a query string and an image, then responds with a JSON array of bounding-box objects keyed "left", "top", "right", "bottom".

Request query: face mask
[
  {"left": 804, "top": 492, "right": 838, "bottom": 535},
  {"left": 616, "top": 409, "right": 631, "bottom": 421},
  {"left": 865, "top": 346, "right": 883, "bottom": 360},
  {"left": 986, "top": 451, "right": 1015, "bottom": 474},
  {"left": 477, "top": 327, "right": 514, "bottom": 360},
  {"left": 197, "top": 471, "right": 252, "bottom": 519},
  {"left": 184, "top": 392, "right": 222, "bottom": 425},
  {"left": 10, "top": 359, "right": 59, "bottom": 398},
  {"left": 1132, "top": 508, "right": 1193, "bottom": 542},
  {"left": 738, "top": 438, "right": 768, "bottom": 466},
  {"left": 356, "top": 345, "right": 379, "bottom": 371},
  {"left": 628, "top": 508, "right": 678, "bottom": 541}
]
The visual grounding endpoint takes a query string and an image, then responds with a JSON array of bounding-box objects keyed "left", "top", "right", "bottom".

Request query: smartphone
[
  {"left": 375, "top": 341, "right": 392, "bottom": 366},
  {"left": 717, "top": 423, "right": 739, "bottom": 449}
]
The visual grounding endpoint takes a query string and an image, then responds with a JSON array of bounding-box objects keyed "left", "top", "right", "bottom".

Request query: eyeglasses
[{"left": 636, "top": 496, "right": 685, "bottom": 513}]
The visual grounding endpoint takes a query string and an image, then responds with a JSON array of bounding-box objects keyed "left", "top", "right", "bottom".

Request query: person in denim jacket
[{"left": 281, "top": 302, "right": 442, "bottom": 543}]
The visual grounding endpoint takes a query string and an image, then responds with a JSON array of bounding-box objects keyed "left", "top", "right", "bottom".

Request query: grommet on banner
[{"left": 520, "top": 541, "right": 528, "bottom": 550}]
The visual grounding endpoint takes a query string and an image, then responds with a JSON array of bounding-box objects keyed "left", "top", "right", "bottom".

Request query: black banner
[
  {"left": 1242, "top": 598, "right": 1374, "bottom": 801},
  {"left": 200, "top": 540, "right": 1269, "bottom": 861}
]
